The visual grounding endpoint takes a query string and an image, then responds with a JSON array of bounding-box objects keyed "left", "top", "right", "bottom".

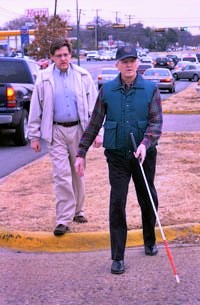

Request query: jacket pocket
[
  {"left": 137, "top": 120, "right": 147, "bottom": 142},
  {"left": 103, "top": 121, "right": 117, "bottom": 149}
]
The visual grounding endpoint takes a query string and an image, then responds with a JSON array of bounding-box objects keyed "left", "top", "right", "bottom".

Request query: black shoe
[
  {"left": 111, "top": 260, "right": 125, "bottom": 274},
  {"left": 145, "top": 244, "right": 158, "bottom": 256},
  {"left": 54, "top": 224, "right": 69, "bottom": 236},
  {"left": 73, "top": 215, "right": 88, "bottom": 223}
]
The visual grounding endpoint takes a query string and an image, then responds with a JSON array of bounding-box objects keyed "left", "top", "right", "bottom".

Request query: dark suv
[
  {"left": 0, "top": 57, "right": 39, "bottom": 145},
  {"left": 154, "top": 57, "right": 175, "bottom": 70},
  {"left": 166, "top": 54, "right": 180, "bottom": 66}
]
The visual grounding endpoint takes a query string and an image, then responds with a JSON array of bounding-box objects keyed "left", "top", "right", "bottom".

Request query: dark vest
[{"left": 102, "top": 74, "right": 156, "bottom": 154}]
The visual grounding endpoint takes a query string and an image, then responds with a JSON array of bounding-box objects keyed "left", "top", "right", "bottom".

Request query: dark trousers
[{"left": 105, "top": 148, "right": 159, "bottom": 261}]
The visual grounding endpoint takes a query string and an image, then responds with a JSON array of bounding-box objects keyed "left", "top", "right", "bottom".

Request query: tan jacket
[{"left": 28, "top": 62, "right": 98, "bottom": 143}]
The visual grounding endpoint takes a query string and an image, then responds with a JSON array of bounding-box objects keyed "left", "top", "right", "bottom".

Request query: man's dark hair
[{"left": 49, "top": 38, "right": 72, "bottom": 55}]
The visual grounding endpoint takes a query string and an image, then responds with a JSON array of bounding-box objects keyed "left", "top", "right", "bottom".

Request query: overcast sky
[{"left": 0, "top": 0, "right": 199, "bottom": 34}]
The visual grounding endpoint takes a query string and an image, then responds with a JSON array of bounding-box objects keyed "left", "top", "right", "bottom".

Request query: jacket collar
[{"left": 112, "top": 73, "right": 145, "bottom": 91}]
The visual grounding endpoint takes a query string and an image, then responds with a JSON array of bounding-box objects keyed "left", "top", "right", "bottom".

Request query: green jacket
[{"left": 102, "top": 73, "right": 156, "bottom": 155}]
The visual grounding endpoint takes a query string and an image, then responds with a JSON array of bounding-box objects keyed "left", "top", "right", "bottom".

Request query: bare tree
[{"left": 28, "top": 15, "right": 68, "bottom": 59}]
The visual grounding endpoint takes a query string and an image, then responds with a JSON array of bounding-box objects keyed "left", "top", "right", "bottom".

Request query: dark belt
[{"left": 53, "top": 120, "right": 80, "bottom": 127}]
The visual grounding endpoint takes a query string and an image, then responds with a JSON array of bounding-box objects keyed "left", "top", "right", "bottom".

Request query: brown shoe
[
  {"left": 54, "top": 224, "right": 69, "bottom": 236},
  {"left": 73, "top": 216, "right": 88, "bottom": 223}
]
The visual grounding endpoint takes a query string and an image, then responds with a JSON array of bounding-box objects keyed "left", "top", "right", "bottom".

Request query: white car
[
  {"left": 140, "top": 56, "right": 154, "bottom": 64},
  {"left": 86, "top": 51, "right": 100, "bottom": 61},
  {"left": 181, "top": 54, "right": 198, "bottom": 64},
  {"left": 97, "top": 67, "right": 119, "bottom": 90},
  {"left": 99, "top": 51, "right": 112, "bottom": 61}
]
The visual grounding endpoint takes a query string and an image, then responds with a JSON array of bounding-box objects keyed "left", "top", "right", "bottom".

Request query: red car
[{"left": 37, "top": 58, "right": 49, "bottom": 69}]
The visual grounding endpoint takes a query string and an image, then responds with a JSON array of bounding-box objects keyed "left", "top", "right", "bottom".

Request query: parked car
[
  {"left": 99, "top": 51, "right": 112, "bottom": 61},
  {"left": 173, "top": 64, "right": 200, "bottom": 82},
  {"left": 0, "top": 57, "right": 40, "bottom": 145},
  {"left": 181, "top": 54, "right": 198, "bottom": 64},
  {"left": 166, "top": 54, "right": 180, "bottom": 66},
  {"left": 97, "top": 67, "right": 119, "bottom": 90},
  {"left": 37, "top": 58, "right": 49, "bottom": 69},
  {"left": 143, "top": 68, "right": 175, "bottom": 93},
  {"left": 110, "top": 50, "right": 117, "bottom": 60},
  {"left": 86, "top": 50, "right": 100, "bottom": 61},
  {"left": 137, "top": 63, "right": 154, "bottom": 75},
  {"left": 173, "top": 60, "right": 191, "bottom": 71},
  {"left": 140, "top": 56, "right": 154, "bottom": 64},
  {"left": 154, "top": 56, "right": 175, "bottom": 70}
]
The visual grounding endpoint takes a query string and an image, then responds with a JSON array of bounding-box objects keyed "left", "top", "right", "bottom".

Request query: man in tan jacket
[{"left": 28, "top": 38, "right": 99, "bottom": 236}]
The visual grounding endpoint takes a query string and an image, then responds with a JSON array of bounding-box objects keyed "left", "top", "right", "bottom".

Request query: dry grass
[
  {"left": 162, "top": 83, "right": 200, "bottom": 114},
  {"left": 0, "top": 84, "right": 200, "bottom": 233}
]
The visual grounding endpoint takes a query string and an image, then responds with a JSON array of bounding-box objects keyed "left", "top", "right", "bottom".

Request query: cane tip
[{"left": 175, "top": 275, "right": 180, "bottom": 283}]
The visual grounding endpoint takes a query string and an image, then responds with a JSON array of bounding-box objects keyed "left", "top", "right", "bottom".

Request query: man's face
[
  {"left": 51, "top": 46, "right": 72, "bottom": 72},
  {"left": 116, "top": 57, "right": 139, "bottom": 80}
]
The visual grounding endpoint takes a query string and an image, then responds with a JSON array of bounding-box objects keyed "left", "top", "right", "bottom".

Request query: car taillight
[
  {"left": 160, "top": 78, "right": 172, "bottom": 83},
  {"left": 6, "top": 86, "right": 16, "bottom": 107},
  {"left": 98, "top": 75, "right": 102, "bottom": 80}
]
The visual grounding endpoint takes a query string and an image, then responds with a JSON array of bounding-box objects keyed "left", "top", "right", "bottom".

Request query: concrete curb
[
  {"left": 0, "top": 223, "right": 199, "bottom": 253},
  {"left": 163, "top": 110, "right": 200, "bottom": 114}
]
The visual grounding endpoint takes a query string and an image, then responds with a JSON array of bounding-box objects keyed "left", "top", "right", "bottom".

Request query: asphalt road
[
  {"left": 0, "top": 244, "right": 199, "bottom": 305},
  {"left": 0, "top": 60, "right": 199, "bottom": 179},
  {"left": 1, "top": 113, "right": 200, "bottom": 179},
  {"left": 163, "top": 114, "right": 200, "bottom": 132}
]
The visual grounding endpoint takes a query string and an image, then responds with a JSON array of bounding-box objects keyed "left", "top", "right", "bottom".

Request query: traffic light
[
  {"left": 66, "top": 26, "right": 73, "bottom": 31},
  {"left": 154, "top": 28, "right": 166, "bottom": 32},
  {"left": 87, "top": 25, "right": 95, "bottom": 30},
  {"left": 180, "top": 27, "right": 188, "bottom": 32},
  {"left": 112, "top": 23, "right": 126, "bottom": 29}
]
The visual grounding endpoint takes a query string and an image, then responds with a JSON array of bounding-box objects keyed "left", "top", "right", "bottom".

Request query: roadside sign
[
  {"left": 20, "top": 26, "right": 30, "bottom": 46},
  {"left": 25, "top": 8, "right": 49, "bottom": 18}
]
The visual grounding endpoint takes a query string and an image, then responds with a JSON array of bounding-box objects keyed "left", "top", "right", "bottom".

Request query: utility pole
[
  {"left": 125, "top": 14, "right": 135, "bottom": 46},
  {"left": 92, "top": 9, "right": 101, "bottom": 50},
  {"left": 125, "top": 14, "right": 135, "bottom": 26},
  {"left": 112, "top": 11, "right": 120, "bottom": 47},
  {"left": 76, "top": 0, "right": 81, "bottom": 66},
  {"left": 54, "top": 0, "right": 58, "bottom": 17},
  {"left": 112, "top": 11, "right": 120, "bottom": 23}
]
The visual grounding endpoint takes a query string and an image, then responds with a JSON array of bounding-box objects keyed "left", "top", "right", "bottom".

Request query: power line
[
  {"left": 112, "top": 11, "right": 121, "bottom": 23},
  {"left": 125, "top": 14, "right": 135, "bottom": 26},
  {"left": 0, "top": 6, "right": 23, "bottom": 18}
]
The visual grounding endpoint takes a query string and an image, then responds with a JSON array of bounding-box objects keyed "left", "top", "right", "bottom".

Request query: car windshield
[
  {"left": 182, "top": 57, "right": 196, "bottom": 62},
  {"left": 138, "top": 65, "right": 152, "bottom": 69},
  {"left": 102, "top": 69, "right": 118, "bottom": 75},
  {"left": 0, "top": 60, "right": 32, "bottom": 83},
  {"left": 144, "top": 69, "right": 170, "bottom": 76}
]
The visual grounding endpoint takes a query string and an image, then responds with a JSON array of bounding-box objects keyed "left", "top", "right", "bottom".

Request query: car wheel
[
  {"left": 14, "top": 109, "right": 29, "bottom": 146},
  {"left": 173, "top": 73, "right": 179, "bottom": 80},
  {"left": 192, "top": 74, "right": 199, "bottom": 82},
  {"left": 169, "top": 86, "right": 175, "bottom": 93}
]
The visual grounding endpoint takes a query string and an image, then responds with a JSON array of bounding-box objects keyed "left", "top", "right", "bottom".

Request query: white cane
[{"left": 130, "top": 133, "right": 180, "bottom": 283}]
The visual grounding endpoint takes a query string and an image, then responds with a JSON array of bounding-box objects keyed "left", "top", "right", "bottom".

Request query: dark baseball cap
[{"left": 116, "top": 46, "right": 138, "bottom": 61}]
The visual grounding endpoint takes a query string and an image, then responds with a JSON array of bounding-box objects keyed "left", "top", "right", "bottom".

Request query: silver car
[
  {"left": 143, "top": 68, "right": 175, "bottom": 93},
  {"left": 173, "top": 64, "right": 200, "bottom": 82},
  {"left": 97, "top": 67, "right": 119, "bottom": 90}
]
